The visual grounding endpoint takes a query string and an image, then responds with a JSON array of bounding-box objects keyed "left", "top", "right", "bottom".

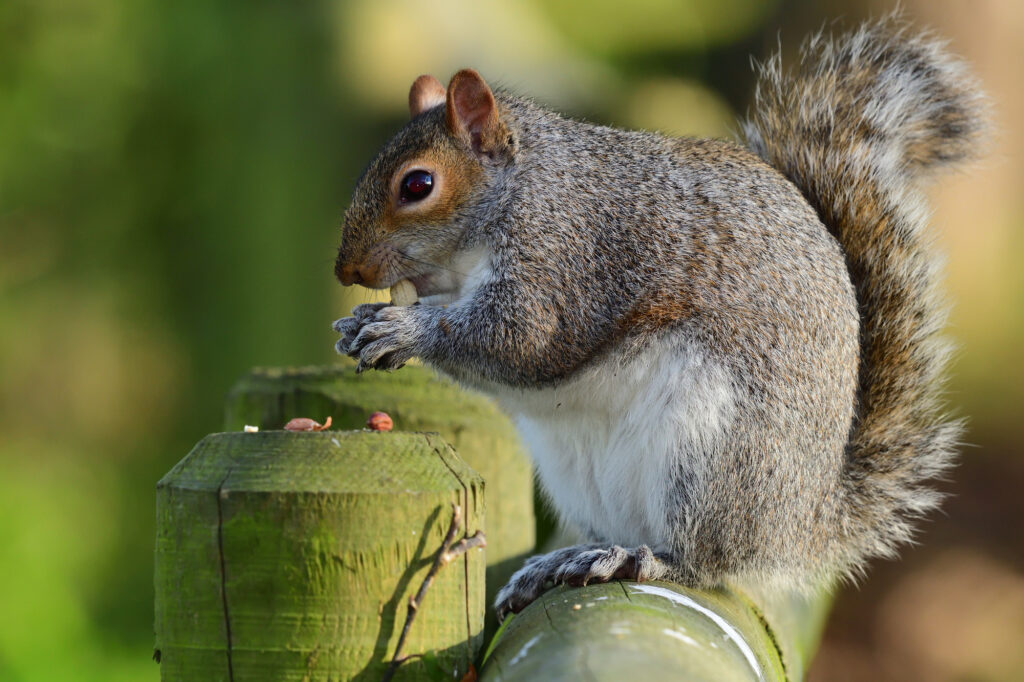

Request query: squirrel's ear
[
  {"left": 409, "top": 75, "right": 446, "bottom": 118},
  {"left": 446, "top": 69, "right": 503, "bottom": 158}
]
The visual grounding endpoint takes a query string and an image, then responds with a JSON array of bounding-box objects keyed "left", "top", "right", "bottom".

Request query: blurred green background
[{"left": 1, "top": 1, "right": 1021, "bottom": 680}]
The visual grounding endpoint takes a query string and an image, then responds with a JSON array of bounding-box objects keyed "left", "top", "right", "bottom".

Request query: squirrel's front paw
[
  {"left": 341, "top": 305, "right": 422, "bottom": 372},
  {"left": 333, "top": 303, "right": 390, "bottom": 355}
]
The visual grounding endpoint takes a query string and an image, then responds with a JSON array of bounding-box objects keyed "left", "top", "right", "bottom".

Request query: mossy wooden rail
[{"left": 478, "top": 581, "right": 831, "bottom": 681}]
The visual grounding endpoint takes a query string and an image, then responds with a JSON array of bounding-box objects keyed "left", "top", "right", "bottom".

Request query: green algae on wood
[
  {"left": 480, "top": 580, "right": 829, "bottom": 681},
  {"left": 154, "top": 430, "right": 485, "bottom": 681},
  {"left": 223, "top": 364, "right": 535, "bottom": 609}
]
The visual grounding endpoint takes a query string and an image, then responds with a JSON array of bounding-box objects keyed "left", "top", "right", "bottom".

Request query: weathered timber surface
[
  {"left": 223, "top": 363, "right": 535, "bottom": 609},
  {"left": 154, "top": 430, "right": 485, "bottom": 681},
  {"left": 479, "top": 581, "right": 831, "bottom": 682},
  {"left": 742, "top": 583, "right": 832, "bottom": 681}
]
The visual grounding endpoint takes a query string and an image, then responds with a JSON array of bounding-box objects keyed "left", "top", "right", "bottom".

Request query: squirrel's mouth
[
  {"left": 396, "top": 246, "right": 493, "bottom": 307},
  {"left": 337, "top": 244, "right": 489, "bottom": 307},
  {"left": 336, "top": 242, "right": 445, "bottom": 295},
  {"left": 406, "top": 272, "right": 461, "bottom": 306}
]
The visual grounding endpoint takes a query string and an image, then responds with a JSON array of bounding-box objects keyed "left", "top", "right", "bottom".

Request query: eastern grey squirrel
[{"left": 332, "top": 16, "right": 988, "bottom": 619}]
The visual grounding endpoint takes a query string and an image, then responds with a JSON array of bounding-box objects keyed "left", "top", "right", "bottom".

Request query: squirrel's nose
[
  {"left": 336, "top": 261, "right": 384, "bottom": 287},
  {"left": 336, "top": 262, "right": 364, "bottom": 286}
]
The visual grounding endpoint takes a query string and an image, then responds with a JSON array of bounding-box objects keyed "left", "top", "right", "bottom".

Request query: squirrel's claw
[{"left": 351, "top": 302, "right": 391, "bottom": 319}]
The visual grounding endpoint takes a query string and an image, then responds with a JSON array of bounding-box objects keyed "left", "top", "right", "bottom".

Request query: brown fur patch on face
[
  {"left": 337, "top": 105, "right": 486, "bottom": 279},
  {"left": 383, "top": 147, "right": 483, "bottom": 233}
]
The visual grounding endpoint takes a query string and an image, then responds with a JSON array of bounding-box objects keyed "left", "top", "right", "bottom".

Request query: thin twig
[{"left": 381, "top": 503, "right": 487, "bottom": 682}]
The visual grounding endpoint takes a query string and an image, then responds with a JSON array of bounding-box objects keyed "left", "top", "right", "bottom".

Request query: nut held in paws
[
  {"left": 390, "top": 279, "right": 418, "bottom": 306},
  {"left": 366, "top": 412, "right": 393, "bottom": 431}
]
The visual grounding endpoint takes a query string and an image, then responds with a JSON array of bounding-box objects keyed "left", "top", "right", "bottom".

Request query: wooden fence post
[
  {"left": 223, "top": 364, "right": 535, "bottom": 615},
  {"left": 154, "top": 430, "right": 485, "bottom": 681}
]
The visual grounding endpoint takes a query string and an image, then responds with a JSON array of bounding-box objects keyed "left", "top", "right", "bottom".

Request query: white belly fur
[{"left": 493, "top": 335, "right": 736, "bottom": 550}]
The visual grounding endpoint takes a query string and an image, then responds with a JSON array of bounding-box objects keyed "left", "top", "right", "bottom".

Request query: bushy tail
[{"left": 742, "top": 16, "right": 988, "bottom": 573}]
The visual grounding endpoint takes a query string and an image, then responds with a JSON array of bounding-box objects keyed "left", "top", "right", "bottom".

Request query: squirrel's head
[{"left": 335, "top": 69, "right": 514, "bottom": 299}]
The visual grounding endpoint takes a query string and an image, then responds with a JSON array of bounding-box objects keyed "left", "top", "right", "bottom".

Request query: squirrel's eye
[{"left": 399, "top": 170, "right": 433, "bottom": 203}]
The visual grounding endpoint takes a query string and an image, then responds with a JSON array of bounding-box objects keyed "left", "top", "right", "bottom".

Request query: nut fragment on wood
[
  {"left": 243, "top": 425, "right": 259, "bottom": 433},
  {"left": 390, "top": 279, "right": 419, "bottom": 306},
  {"left": 283, "top": 416, "right": 332, "bottom": 432},
  {"left": 366, "top": 412, "right": 393, "bottom": 431}
]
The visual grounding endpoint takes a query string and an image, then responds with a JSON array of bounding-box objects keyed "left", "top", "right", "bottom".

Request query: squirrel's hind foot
[
  {"left": 495, "top": 544, "right": 672, "bottom": 621},
  {"left": 553, "top": 544, "right": 668, "bottom": 586}
]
